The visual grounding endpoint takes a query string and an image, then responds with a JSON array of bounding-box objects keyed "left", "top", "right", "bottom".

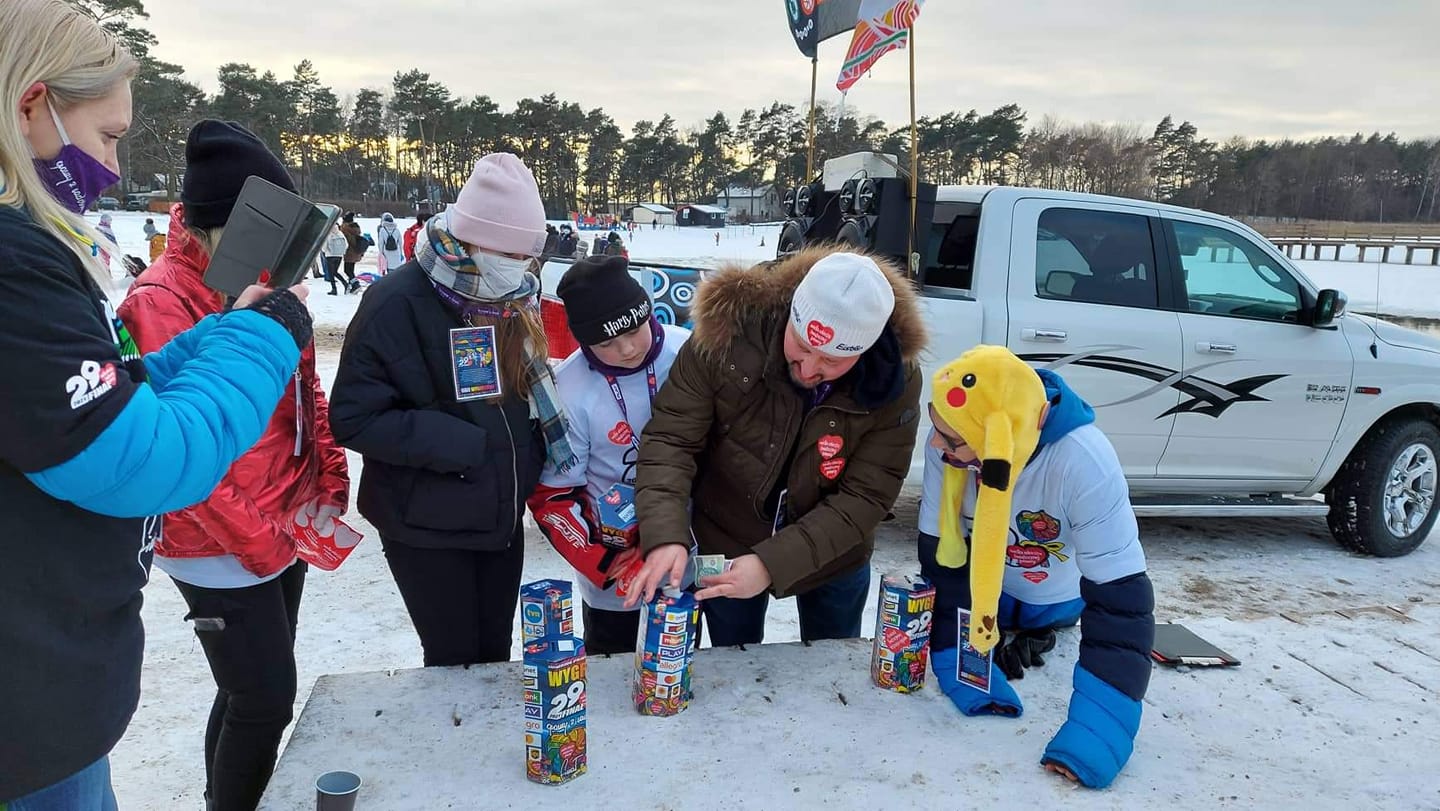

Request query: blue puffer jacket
[{"left": 0, "top": 204, "right": 301, "bottom": 801}]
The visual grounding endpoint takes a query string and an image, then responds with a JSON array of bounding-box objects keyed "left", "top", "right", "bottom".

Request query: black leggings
[
  {"left": 174, "top": 561, "right": 306, "bottom": 811},
  {"left": 382, "top": 533, "right": 525, "bottom": 666}
]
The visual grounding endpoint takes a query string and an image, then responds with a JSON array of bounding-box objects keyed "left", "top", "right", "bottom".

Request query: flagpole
[
  {"left": 907, "top": 22, "right": 919, "bottom": 275},
  {"left": 807, "top": 56, "right": 819, "bottom": 181}
]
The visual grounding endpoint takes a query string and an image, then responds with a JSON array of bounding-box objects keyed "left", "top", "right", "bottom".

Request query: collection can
[
  {"left": 520, "top": 579, "right": 575, "bottom": 645},
  {"left": 871, "top": 572, "right": 936, "bottom": 693},
  {"left": 632, "top": 589, "right": 701, "bottom": 716},
  {"left": 523, "top": 637, "right": 588, "bottom": 784}
]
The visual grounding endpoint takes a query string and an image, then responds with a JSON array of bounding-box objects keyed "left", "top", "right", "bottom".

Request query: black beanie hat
[
  {"left": 557, "top": 255, "right": 652, "bottom": 345},
  {"left": 182, "top": 120, "right": 296, "bottom": 229}
]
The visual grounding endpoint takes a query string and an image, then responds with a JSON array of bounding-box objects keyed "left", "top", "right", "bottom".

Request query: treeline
[{"left": 85, "top": 0, "right": 1440, "bottom": 222}]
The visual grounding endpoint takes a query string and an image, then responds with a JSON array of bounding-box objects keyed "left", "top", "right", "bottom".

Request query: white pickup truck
[{"left": 540, "top": 183, "right": 1440, "bottom": 559}]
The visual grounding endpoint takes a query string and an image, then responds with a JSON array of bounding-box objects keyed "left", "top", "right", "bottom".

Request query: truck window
[
  {"left": 921, "top": 202, "right": 980, "bottom": 291},
  {"left": 1169, "top": 220, "right": 1302, "bottom": 322},
  {"left": 1035, "top": 208, "right": 1158, "bottom": 309}
]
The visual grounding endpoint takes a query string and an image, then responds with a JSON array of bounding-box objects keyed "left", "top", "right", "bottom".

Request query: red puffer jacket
[{"left": 117, "top": 207, "right": 350, "bottom": 577}]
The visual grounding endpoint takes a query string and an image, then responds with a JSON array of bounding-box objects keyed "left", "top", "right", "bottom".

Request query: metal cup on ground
[{"left": 315, "top": 770, "right": 362, "bottom": 810}]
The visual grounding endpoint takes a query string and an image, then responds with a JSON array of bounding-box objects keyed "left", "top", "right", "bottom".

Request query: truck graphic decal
[{"left": 1020, "top": 347, "right": 1287, "bottom": 419}]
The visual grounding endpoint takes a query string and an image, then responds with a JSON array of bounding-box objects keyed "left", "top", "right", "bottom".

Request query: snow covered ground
[{"left": 84, "top": 211, "right": 1440, "bottom": 808}]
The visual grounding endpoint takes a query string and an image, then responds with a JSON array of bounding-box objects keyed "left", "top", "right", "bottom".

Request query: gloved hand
[
  {"left": 932, "top": 646, "right": 1023, "bottom": 718},
  {"left": 996, "top": 628, "right": 1058, "bottom": 681},
  {"left": 295, "top": 497, "right": 344, "bottom": 536}
]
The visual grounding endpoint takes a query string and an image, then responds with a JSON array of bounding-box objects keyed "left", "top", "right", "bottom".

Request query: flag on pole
[
  {"left": 784, "top": 0, "right": 863, "bottom": 59},
  {"left": 835, "top": 0, "right": 925, "bottom": 92}
]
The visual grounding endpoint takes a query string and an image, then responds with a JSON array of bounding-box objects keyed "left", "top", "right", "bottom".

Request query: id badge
[
  {"left": 772, "top": 488, "right": 790, "bottom": 536},
  {"left": 957, "top": 609, "right": 994, "bottom": 693},
  {"left": 450, "top": 326, "right": 503, "bottom": 402}
]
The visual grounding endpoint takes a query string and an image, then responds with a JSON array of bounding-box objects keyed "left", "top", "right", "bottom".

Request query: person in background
[
  {"left": 338, "top": 211, "right": 363, "bottom": 293},
  {"left": 0, "top": 2, "right": 313, "bottom": 805},
  {"left": 143, "top": 216, "right": 158, "bottom": 240},
  {"left": 555, "top": 225, "right": 577, "bottom": 258},
  {"left": 148, "top": 220, "right": 166, "bottom": 262},
  {"left": 375, "top": 212, "right": 404, "bottom": 276},
  {"left": 118, "top": 120, "right": 350, "bottom": 811},
  {"left": 330, "top": 153, "right": 570, "bottom": 667},
  {"left": 402, "top": 211, "right": 430, "bottom": 262},
  {"left": 528, "top": 255, "right": 691, "bottom": 654},
  {"left": 95, "top": 211, "right": 116, "bottom": 269},
  {"left": 542, "top": 223, "right": 560, "bottom": 259},
  {"left": 322, "top": 221, "right": 348, "bottom": 296}
]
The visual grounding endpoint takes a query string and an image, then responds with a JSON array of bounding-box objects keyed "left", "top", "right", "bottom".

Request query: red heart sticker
[
  {"left": 608, "top": 421, "right": 634, "bottom": 446},
  {"left": 1006, "top": 544, "right": 1049, "bottom": 569},
  {"left": 605, "top": 489, "right": 623, "bottom": 506},
  {"left": 1023, "top": 571, "right": 1049, "bottom": 584},
  {"left": 817, "top": 434, "right": 844, "bottom": 460},
  {"left": 99, "top": 363, "right": 117, "bottom": 387},
  {"left": 882, "top": 625, "right": 912, "bottom": 652},
  {"left": 820, "top": 458, "right": 846, "bottom": 480},
  {"left": 806, "top": 320, "right": 835, "bottom": 348}
]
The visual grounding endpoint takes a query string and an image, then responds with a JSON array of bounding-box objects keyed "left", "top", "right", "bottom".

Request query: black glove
[
  {"left": 243, "top": 288, "right": 313, "bottom": 350},
  {"left": 995, "top": 627, "right": 1058, "bottom": 681}
]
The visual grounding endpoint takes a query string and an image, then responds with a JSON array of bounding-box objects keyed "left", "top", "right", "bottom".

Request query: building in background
[
  {"left": 718, "top": 185, "right": 783, "bottom": 222},
  {"left": 627, "top": 203, "right": 676, "bottom": 226},
  {"left": 676, "top": 204, "right": 727, "bottom": 227}
]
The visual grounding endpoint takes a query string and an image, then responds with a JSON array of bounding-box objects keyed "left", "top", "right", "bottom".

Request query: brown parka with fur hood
[{"left": 635, "top": 246, "right": 928, "bottom": 597}]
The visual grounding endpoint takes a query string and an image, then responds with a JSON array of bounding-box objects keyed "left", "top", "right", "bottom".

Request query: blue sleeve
[
  {"left": 27, "top": 309, "right": 300, "bottom": 517},
  {"left": 1042, "top": 572, "right": 1155, "bottom": 788},
  {"left": 141, "top": 313, "right": 221, "bottom": 392}
]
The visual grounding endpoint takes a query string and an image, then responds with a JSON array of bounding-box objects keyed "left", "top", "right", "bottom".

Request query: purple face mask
[{"left": 31, "top": 102, "right": 120, "bottom": 214}]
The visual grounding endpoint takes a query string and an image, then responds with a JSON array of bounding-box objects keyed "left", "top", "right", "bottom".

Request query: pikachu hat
[{"left": 930, "top": 345, "right": 1049, "bottom": 654}]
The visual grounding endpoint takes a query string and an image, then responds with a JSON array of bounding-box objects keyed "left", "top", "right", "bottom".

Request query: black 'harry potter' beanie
[{"left": 557, "top": 255, "right": 652, "bottom": 345}]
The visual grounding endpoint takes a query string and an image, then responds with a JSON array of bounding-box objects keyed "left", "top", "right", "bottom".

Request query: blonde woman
[
  {"left": 0, "top": 1, "right": 314, "bottom": 807},
  {"left": 330, "top": 154, "right": 573, "bottom": 667}
]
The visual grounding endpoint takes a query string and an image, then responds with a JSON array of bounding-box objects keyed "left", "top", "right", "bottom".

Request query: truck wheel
[{"left": 1326, "top": 418, "right": 1440, "bottom": 557}]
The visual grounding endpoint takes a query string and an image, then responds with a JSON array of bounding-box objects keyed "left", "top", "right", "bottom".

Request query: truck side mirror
[{"left": 1312, "top": 288, "right": 1347, "bottom": 327}]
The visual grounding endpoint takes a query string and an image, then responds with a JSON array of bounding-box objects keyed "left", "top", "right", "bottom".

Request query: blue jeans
[
  {"left": 6, "top": 756, "right": 116, "bottom": 811},
  {"left": 702, "top": 563, "right": 871, "bottom": 646}
]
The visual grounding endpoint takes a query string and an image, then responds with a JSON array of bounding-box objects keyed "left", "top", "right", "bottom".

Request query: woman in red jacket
[{"left": 118, "top": 121, "right": 350, "bottom": 811}]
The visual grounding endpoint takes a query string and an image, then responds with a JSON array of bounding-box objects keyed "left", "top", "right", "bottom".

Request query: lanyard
[{"left": 605, "top": 364, "right": 657, "bottom": 452}]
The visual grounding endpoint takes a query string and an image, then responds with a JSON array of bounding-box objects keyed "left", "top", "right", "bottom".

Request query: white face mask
[{"left": 468, "top": 249, "right": 537, "bottom": 298}]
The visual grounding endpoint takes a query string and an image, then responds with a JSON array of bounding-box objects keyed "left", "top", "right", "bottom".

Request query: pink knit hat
[{"left": 447, "top": 153, "right": 548, "bottom": 257}]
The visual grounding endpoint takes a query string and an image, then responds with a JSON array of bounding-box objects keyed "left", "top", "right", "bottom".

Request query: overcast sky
[{"left": 139, "top": 0, "right": 1438, "bottom": 142}]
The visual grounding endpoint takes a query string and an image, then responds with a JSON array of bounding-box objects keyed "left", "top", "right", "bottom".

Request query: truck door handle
[
  {"left": 1022, "top": 328, "right": 1068, "bottom": 343},
  {"left": 1197, "top": 341, "right": 1237, "bottom": 354}
]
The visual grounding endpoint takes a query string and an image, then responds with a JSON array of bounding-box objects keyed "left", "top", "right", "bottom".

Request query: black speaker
[
  {"left": 838, "top": 178, "right": 937, "bottom": 264},
  {"left": 776, "top": 183, "right": 842, "bottom": 257},
  {"left": 778, "top": 220, "right": 807, "bottom": 254}
]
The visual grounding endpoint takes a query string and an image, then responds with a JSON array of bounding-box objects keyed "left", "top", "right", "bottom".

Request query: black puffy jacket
[{"left": 329, "top": 262, "right": 544, "bottom": 550}]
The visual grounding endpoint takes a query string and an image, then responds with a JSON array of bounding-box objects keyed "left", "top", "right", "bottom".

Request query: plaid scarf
[{"left": 419, "top": 213, "right": 578, "bottom": 474}]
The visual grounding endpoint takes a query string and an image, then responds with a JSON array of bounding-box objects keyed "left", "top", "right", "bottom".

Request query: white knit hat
[{"left": 789, "top": 253, "right": 895, "bottom": 357}]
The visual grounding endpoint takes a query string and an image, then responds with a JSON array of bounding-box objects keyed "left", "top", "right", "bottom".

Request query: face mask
[
  {"left": 469, "top": 249, "right": 537, "bottom": 299},
  {"left": 31, "top": 101, "right": 120, "bottom": 214}
]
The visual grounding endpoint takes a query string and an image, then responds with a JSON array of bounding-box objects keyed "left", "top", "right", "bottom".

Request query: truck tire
[{"left": 1326, "top": 417, "right": 1440, "bottom": 557}]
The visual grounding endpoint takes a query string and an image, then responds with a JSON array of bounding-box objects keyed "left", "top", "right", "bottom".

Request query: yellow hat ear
[
  {"left": 935, "top": 466, "right": 968, "bottom": 568},
  {"left": 978, "top": 411, "right": 1014, "bottom": 491},
  {"left": 967, "top": 410, "right": 1021, "bottom": 655}
]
